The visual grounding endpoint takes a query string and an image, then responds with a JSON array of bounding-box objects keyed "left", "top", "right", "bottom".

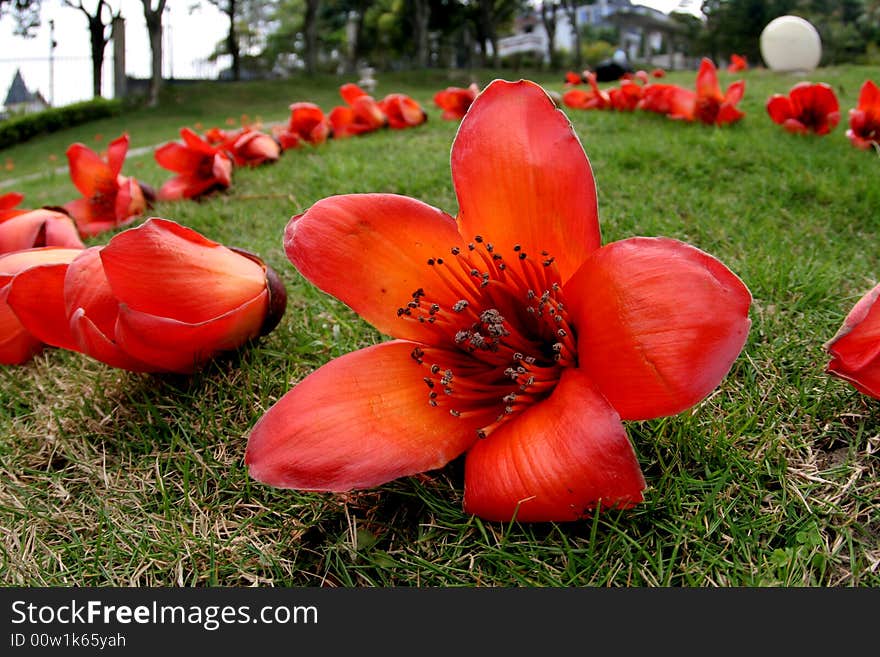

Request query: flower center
[
  {"left": 398, "top": 237, "right": 577, "bottom": 439},
  {"left": 695, "top": 97, "right": 720, "bottom": 124}
]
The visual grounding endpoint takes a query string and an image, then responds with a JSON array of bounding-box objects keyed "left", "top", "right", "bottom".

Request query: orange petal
[
  {"left": 100, "top": 217, "right": 267, "bottom": 324},
  {"left": 154, "top": 142, "right": 205, "bottom": 174},
  {"left": 7, "top": 261, "right": 79, "bottom": 351},
  {"left": 0, "top": 286, "right": 44, "bottom": 364},
  {"left": 113, "top": 291, "right": 269, "bottom": 373},
  {"left": 246, "top": 340, "right": 481, "bottom": 491},
  {"left": 451, "top": 79, "right": 600, "bottom": 283},
  {"left": 463, "top": 368, "right": 646, "bottom": 522},
  {"left": 69, "top": 308, "right": 157, "bottom": 371},
  {"left": 66, "top": 143, "right": 112, "bottom": 197},
  {"left": 340, "top": 83, "right": 369, "bottom": 105},
  {"left": 284, "top": 194, "right": 464, "bottom": 342},
  {"left": 567, "top": 237, "right": 751, "bottom": 421}
]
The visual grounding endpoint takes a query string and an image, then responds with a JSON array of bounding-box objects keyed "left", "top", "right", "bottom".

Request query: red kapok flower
[
  {"left": 245, "top": 79, "right": 752, "bottom": 522},
  {"left": 379, "top": 93, "right": 428, "bottom": 129},
  {"left": 1, "top": 247, "right": 83, "bottom": 365},
  {"left": 0, "top": 208, "right": 84, "bottom": 254},
  {"left": 562, "top": 72, "right": 611, "bottom": 111},
  {"left": 155, "top": 128, "right": 234, "bottom": 201},
  {"left": 727, "top": 54, "right": 748, "bottom": 73},
  {"left": 651, "top": 68, "right": 666, "bottom": 78},
  {"left": 669, "top": 58, "right": 745, "bottom": 125},
  {"left": 207, "top": 127, "right": 281, "bottom": 167},
  {"left": 846, "top": 79, "right": 880, "bottom": 151},
  {"left": 433, "top": 83, "right": 480, "bottom": 121},
  {"left": 7, "top": 218, "right": 287, "bottom": 374},
  {"left": 825, "top": 282, "right": 880, "bottom": 398},
  {"left": 564, "top": 71, "right": 584, "bottom": 86},
  {"left": 328, "top": 83, "right": 387, "bottom": 138},
  {"left": 272, "top": 102, "right": 332, "bottom": 149},
  {"left": 63, "top": 133, "right": 150, "bottom": 238},
  {"left": 0, "top": 192, "right": 26, "bottom": 221},
  {"left": 766, "top": 82, "right": 840, "bottom": 135}
]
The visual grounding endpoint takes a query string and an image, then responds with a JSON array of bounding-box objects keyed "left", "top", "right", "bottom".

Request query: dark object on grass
[{"left": 594, "top": 49, "right": 633, "bottom": 82}]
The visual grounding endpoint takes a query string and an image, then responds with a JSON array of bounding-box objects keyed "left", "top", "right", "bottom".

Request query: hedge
[{"left": 0, "top": 98, "right": 124, "bottom": 150}]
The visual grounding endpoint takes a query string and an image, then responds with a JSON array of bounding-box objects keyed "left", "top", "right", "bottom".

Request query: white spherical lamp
[{"left": 760, "top": 15, "right": 822, "bottom": 72}]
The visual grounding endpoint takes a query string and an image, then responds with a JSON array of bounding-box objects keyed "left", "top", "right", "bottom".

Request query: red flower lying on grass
[
  {"left": 379, "top": 93, "right": 428, "bottom": 129},
  {"left": 825, "top": 282, "right": 880, "bottom": 398},
  {"left": 727, "top": 54, "right": 748, "bottom": 73},
  {"left": 562, "top": 72, "right": 610, "bottom": 111},
  {"left": 0, "top": 208, "right": 84, "bottom": 254},
  {"left": 329, "top": 83, "right": 387, "bottom": 138},
  {"left": 6, "top": 218, "right": 287, "bottom": 373},
  {"left": 564, "top": 71, "right": 584, "bottom": 86},
  {"left": 204, "top": 127, "right": 281, "bottom": 167},
  {"left": 766, "top": 82, "right": 840, "bottom": 135},
  {"left": 1, "top": 247, "right": 83, "bottom": 365},
  {"left": 668, "top": 57, "right": 745, "bottom": 125},
  {"left": 0, "top": 192, "right": 26, "bottom": 220},
  {"left": 154, "top": 128, "right": 234, "bottom": 201},
  {"left": 245, "top": 79, "right": 752, "bottom": 522},
  {"left": 272, "top": 102, "right": 332, "bottom": 149},
  {"left": 433, "top": 83, "right": 480, "bottom": 121},
  {"left": 846, "top": 79, "right": 880, "bottom": 151},
  {"left": 64, "top": 133, "right": 152, "bottom": 238}
]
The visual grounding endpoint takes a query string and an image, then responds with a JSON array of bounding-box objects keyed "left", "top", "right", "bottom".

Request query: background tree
[
  {"left": 64, "top": 0, "right": 117, "bottom": 98},
  {"left": 0, "top": 0, "right": 41, "bottom": 35},
  {"left": 560, "top": 0, "right": 581, "bottom": 69},
  {"left": 140, "top": 0, "right": 166, "bottom": 107},
  {"left": 539, "top": 1, "right": 559, "bottom": 69},
  {"left": 208, "top": 0, "right": 242, "bottom": 80}
]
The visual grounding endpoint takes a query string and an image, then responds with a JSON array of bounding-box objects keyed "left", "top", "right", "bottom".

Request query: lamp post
[{"left": 48, "top": 19, "right": 56, "bottom": 106}]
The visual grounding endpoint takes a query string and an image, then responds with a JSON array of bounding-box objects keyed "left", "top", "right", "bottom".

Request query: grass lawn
[{"left": 0, "top": 65, "right": 877, "bottom": 587}]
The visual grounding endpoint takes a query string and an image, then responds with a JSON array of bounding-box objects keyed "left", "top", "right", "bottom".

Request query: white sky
[
  {"left": 0, "top": 0, "right": 229, "bottom": 107},
  {"left": 1, "top": 0, "right": 701, "bottom": 108}
]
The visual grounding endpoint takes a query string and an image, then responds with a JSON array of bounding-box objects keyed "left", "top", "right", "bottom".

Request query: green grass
[{"left": 1, "top": 66, "right": 878, "bottom": 587}]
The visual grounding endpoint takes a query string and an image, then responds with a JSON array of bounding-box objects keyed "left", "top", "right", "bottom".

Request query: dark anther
[
  {"left": 412, "top": 288, "right": 425, "bottom": 299},
  {"left": 429, "top": 303, "right": 440, "bottom": 315},
  {"left": 513, "top": 352, "right": 523, "bottom": 361},
  {"left": 503, "top": 393, "right": 517, "bottom": 403},
  {"left": 423, "top": 378, "right": 434, "bottom": 388},
  {"left": 475, "top": 235, "right": 484, "bottom": 243},
  {"left": 450, "top": 409, "right": 461, "bottom": 417},
  {"left": 411, "top": 347, "right": 424, "bottom": 363},
  {"left": 557, "top": 329, "right": 567, "bottom": 337},
  {"left": 451, "top": 246, "right": 461, "bottom": 255},
  {"left": 397, "top": 308, "right": 406, "bottom": 317},
  {"left": 436, "top": 258, "right": 444, "bottom": 265},
  {"left": 476, "top": 429, "right": 487, "bottom": 439},
  {"left": 486, "top": 243, "right": 494, "bottom": 252},
  {"left": 513, "top": 244, "right": 521, "bottom": 252},
  {"left": 518, "top": 252, "right": 527, "bottom": 260},
  {"left": 453, "top": 300, "right": 469, "bottom": 312},
  {"left": 468, "top": 243, "right": 476, "bottom": 251},
  {"left": 470, "top": 269, "right": 480, "bottom": 277},
  {"left": 541, "top": 250, "right": 549, "bottom": 256},
  {"left": 430, "top": 364, "right": 441, "bottom": 374},
  {"left": 427, "top": 258, "right": 435, "bottom": 266},
  {"left": 543, "top": 257, "right": 555, "bottom": 267},
  {"left": 407, "top": 301, "right": 419, "bottom": 309}
]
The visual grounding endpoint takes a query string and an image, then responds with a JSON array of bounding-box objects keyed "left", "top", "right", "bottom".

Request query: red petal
[
  {"left": 66, "top": 143, "right": 112, "bottom": 197},
  {"left": 567, "top": 237, "right": 751, "bottom": 421},
  {"left": 340, "top": 83, "right": 369, "bottom": 105},
  {"left": 69, "top": 308, "right": 157, "bottom": 371},
  {"left": 0, "top": 290, "right": 44, "bottom": 364},
  {"left": 105, "top": 133, "right": 129, "bottom": 177},
  {"left": 246, "top": 340, "right": 481, "bottom": 491},
  {"left": 100, "top": 217, "right": 267, "bottom": 324},
  {"left": 0, "top": 192, "right": 24, "bottom": 211},
  {"left": 463, "top": 368, "right": 646, "bottom": 522},
  {"left": 695, "top": 58, "right": 721, "bottom": 101},
  {"left": 8, "top": 262, "right": 79, "bottom": 351},
  {"left": 766, "top": 95, "right": 793, "bottom": 125},
  {"left": 154, "top": 142, "right": 205, "bottom": 173},
  {"left": 1, "top": 209, "right": 84, "bottom": 252},
  {"left": 826, "top": 283, "right": 880, "bottom": 371},
  {"left": 451, "top": 79, "right": 600, "bottom": 283},
  {"left": 285, "top": 193, "right": 464, "bottom": 342}
]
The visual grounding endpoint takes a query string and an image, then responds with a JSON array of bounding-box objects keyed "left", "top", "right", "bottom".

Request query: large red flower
[
  {"left": 1, "top": 247, "right": 83, "bottom": 365},
  {"left": 825, "top": 282, "right": 880, "bottom": 398},
  {"left": 0, "top": 208, "right": 84, "bottom": 254},
  {"left": 669, "top": 58, "right": 745, "bottom": 125},
  {"left": 272, "top": 102, "right": 332, "bottom": 149},
  {"left": 562, "top": 72, "right": 610, "bottom": 111},
  {"left": 328, "top": 83, "right": 387, "bottom": 138},
  {"left": 155, "top": 128, "right": 234, "bottom": 201},
  {"left": 245, "top": 80, "right": 752, "bottom": 522},
  {"left": 205, "top": 127, "right": 281, "bottom": 167},
  {"left": 7, "top": 218, "right": 287, "bottom": 373},
  {"left": 766, "top": 82, "right": 840, "bottom": 135},
  {"left": 846, "top": 79, "right": 880, "bottom": 151},
  {"left": 63, "top": 133, "right": 150, "bottom": 238},
  {"left": 433, "top": 83, "right": 480, "bottom": 121}
]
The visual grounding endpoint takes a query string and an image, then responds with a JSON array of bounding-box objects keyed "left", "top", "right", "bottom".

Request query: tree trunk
[
  {"left": 141, "top": 0, "right": 167, "bottom": 108},
  {"left": 304, "top": 0, "right": 319, "bottom": 74},
  {"left": 88, "top": 13, "right": 106, "bottom": 97},
  {"left": 540, "top": 2, "right": 558, "bottom": 69},
  {"left": 226, "top": 0, "right": 240, "bottom": 81},
  {"left": 562, "top": 0, "right": 581, "bottom": 70},
  {"left": 478, "top": 0, "right": 498, "bottom": 67},
  {"left": 412, "top": 0, "right": 430, "bottom": 68},
  {"left": 345, "top": 8, "right": 366, "bottom": 74}
]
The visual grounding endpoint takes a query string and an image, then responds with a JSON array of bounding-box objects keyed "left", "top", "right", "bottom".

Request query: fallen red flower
[
  {"left": 0, "top": 192, "right": 26, "bottom": 221},
  {"left": 245, "top": 79, "right": 751, "bottom": 522},
  {"left": 155, "top": 128, "right": 234, "bottom": 201},
  {"left": 727, "top": 54, "right": 748, "bottom": 73},
  {"left": 564, "top": 71, "right": 584, "bottom": 86},
  {"left": 766, "top": 81, "right": 840, "bottom": 135},
  {"left": 379, "top": 93, "right": 428, "bottom": 129},
  {"left": 328, "top": 83, "right": 387, "bottom": 138},
  {"left": 562, "top": 72, "right": 611, "bottom": 111},
  {"left": 7, "top": 217, "right": 287, "bottom": 374},
  {"left": 63, "top": 133, "right": 150, "bottom": 238},
  {"left": 846, "top": 79, "right": 880, "bottom": 151},
  {"left": 0, "top": 247, "right": 83, "bottom": 365},
  {"left": 206, "top": 127, "right": 281, "bottom": 167},
  {"left": 668, "top": 58, "right": 745, "bottom": 125},
  {"left": 826, "top": 282, "right": 880, "bottom": 398},
  {"left": 0, "top": 208, "right": 84, "bottom": 254},
  {"left": 433, "top": 83, "right": 480, "bottom": 121},
  {"left": 272, "top": 102, "right": 332, "bottom": 149}
]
